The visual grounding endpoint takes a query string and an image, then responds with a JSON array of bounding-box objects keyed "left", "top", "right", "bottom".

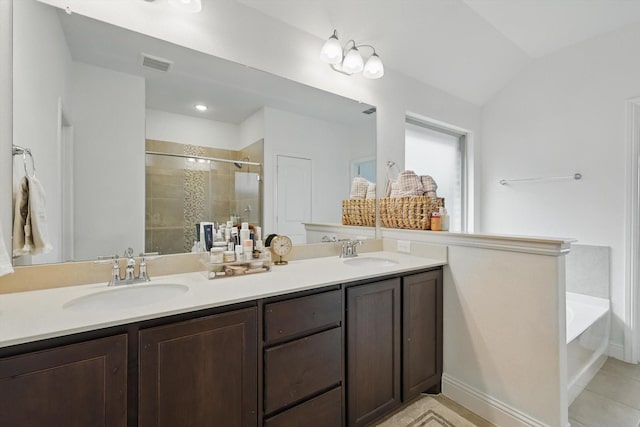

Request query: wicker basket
[
  {"left": 379, "top": 196, "right": 444, "bottom": 230},
  {"left": 342, "top": 199, "right": 376, "bottom": 227}
]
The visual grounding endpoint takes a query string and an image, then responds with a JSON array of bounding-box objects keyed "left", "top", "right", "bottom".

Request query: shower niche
[{"left": 145, "top": 139, "right": 263, "bottom": 255}]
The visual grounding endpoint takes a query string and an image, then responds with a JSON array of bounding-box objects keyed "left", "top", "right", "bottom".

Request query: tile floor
[
  {"left": 382, "top": 358, "right": 640, "bottom": 427},
  {"left": 570, "top": 358, "right": 640, "bottom": 427}
]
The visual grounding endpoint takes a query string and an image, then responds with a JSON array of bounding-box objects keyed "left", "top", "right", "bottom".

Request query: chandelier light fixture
[{"left": 320, "top": 30, "right": 384, "bottom": 79}]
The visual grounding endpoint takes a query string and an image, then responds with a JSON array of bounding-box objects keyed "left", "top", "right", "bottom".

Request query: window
[{"left": 404, "top": 118, "right": 467, "bottom": 232}]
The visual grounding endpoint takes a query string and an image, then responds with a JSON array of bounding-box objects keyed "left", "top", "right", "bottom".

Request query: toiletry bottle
[
  {"left": 431, "top": 212, "right": 442, "bottom": 231},
  {"left": 243, "top": 240, "right": 253, "bottom": 261},
  {"left": 440, "top": 207, "right": 449, "bottom": 231},
  {"left": 210, "top": 247, "right": 224, "bottom": 263},
  {"left": 240, "top": 222, "right": 250, "bottom": 243}
]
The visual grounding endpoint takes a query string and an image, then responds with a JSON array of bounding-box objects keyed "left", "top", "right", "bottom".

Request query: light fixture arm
[{"left": 354, "top": 44, "right": 377, "bottom": 55}]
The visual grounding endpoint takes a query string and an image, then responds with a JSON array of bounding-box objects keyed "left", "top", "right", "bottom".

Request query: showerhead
[{"left": 234, "top": 157, "right": 250, "bottom": 169}]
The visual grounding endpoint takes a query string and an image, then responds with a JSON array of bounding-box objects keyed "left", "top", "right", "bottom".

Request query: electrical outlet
[{"left": 397, "top": 240, "right": 411, "bottom": 253}]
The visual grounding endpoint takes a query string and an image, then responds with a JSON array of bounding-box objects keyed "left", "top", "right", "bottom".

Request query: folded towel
[
  {"left": 0, "top": 226, "right": 14, "bottom": 277},
  {"left": 365, "top": 182, "right": 376, "bottom": 199},
  {"left": 12, "top": 176, "right": 29, "bottom": 257},
  {"left": 27, "top": 175, "right": 52, "bottom": 255},
  {"left": 420, "top": 175, "right": 438, "bottom": 195},
  {"left": 396, "top": 170, "right": 423, "bottom": 197},
  {"left": 350, "top": 177, "right": 369, "bottom": 199}
]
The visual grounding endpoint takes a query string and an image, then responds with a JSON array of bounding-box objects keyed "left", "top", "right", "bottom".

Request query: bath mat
[{"left": 375, "top": 395, "right": 480, "bottom": 427}]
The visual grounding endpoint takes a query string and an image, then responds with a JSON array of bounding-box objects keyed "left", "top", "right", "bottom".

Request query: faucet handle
[
  {"left": 138, "top": 252, "right": 158, "bottom": 282},
  {"left": 139, "top": 252, "right": 160, "bottom": 260},
  {"left": 124, "top": 247, "right": 134, "bottom": 259},
  {"left": 94, "top": 254, "right": 119, "bottom": 264}
]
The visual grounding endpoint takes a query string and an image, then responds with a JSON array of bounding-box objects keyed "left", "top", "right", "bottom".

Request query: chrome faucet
[
  {"left": 98, "top": 248, "right": 158, "bottom": 286},
  {"left": 339, "top": 239, "right": 364, "bottom": 258}
]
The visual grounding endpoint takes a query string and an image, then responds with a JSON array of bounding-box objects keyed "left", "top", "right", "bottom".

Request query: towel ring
[
  {"left": 386, "top": 160, "right": 401, "bottom": 181},
  {"left": 23, "top": 150, "right": 36, "bottom": 179}
]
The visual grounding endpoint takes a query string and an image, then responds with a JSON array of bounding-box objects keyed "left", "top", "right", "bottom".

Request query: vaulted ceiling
[{"left": 237, "top": 0, "right": 640, "bottom": 105}]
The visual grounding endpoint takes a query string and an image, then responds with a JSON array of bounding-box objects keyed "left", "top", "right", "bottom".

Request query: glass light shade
[
  {"left": 363, "top": 53, "right": 384, "bottom": 79},
  {"left": 320, "top": 35, "right": 343, "bottom": 65},
  {"left": 342, "top": 47, "right": 364, "bottom": 74},
  {"left": 168, "top": 0, "right": 202, "bottom": 13}
]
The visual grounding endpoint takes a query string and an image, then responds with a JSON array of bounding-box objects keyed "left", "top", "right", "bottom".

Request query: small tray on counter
[{"left": 201, "top": 257, "right": 272, "bottom": 280}]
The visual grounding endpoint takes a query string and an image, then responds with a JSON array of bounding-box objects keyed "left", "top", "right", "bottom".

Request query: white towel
[
  {"left": 26, "top": 175, "right": 52, "bottom": 255},
  {"left": 396, "top": 170, "right": 424, "bottom": 197},
  {"left": 365, "top": 182, "right": 377, "bottom": 199},
  {"left": 12, "top": 176, "right": 30, "bottom": 257},
  {"left": 350, "top": 177, "right": 369, "bottom": 199},
  {"left": 0, "top": 226, "right": 14, "bottom": 277}
]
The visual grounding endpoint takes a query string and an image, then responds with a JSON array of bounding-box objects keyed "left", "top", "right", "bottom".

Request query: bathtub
[{"left": 566, "top": 292, "right": 610, "bottom": 405}]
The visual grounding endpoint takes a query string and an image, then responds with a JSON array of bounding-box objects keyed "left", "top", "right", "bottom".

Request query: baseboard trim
[
  {"left": 442, "top": 373, "right": 548, "bottom": 427},
  {"left": 608, "top": 342, "right": 625, "bottom": 361}
]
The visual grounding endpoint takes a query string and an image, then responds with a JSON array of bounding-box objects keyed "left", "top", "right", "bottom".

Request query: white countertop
[{"left": 0, "top": 251, "right": 444, "bottom": 349}]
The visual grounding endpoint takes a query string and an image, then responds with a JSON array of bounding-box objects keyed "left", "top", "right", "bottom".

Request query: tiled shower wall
[{"left": 145, "top": 139, "right": 263, "bottom": 255}]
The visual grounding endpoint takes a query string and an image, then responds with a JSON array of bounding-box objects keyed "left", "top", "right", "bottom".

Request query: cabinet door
[
  {"left": 0, "top": 334, "right": 127, "bottom": 427},
  {"left": 403, "top": 270, "right": 443, "bottom": 401},
  {"left": 346, "top": 278, "right": 401, "bottom": 427},
  {"left": 139, "top": 307, "right": 257, "bottom": 427}
]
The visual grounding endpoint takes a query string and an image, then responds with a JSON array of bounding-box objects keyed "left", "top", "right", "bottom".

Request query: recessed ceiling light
[{"left": 195, "top": 104, "right": 208, "bottom": 112}]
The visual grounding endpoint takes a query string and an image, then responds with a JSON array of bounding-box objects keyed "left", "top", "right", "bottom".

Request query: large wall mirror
[{"left": 11, "top": 0, "right": 376, "bottom": 265}]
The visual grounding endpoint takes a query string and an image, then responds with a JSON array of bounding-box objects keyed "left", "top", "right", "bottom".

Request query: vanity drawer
[
  {"left": 264, "top": 289, "right": 341, "bottom": 343},
  {"left": 264, "top": 386, "right": 342, "bottom": 427},
  {"left": 264, "top": 327, "right": 342, "bottom": 414}
]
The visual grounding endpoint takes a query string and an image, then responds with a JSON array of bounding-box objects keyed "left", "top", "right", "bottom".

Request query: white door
[{"left": 276, "top": 155, "right": 311, "bottom": 244}]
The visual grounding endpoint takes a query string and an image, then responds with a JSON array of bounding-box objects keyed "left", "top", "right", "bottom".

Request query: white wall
[
  {"left": 480, "top": 22, "right": 640, "bottom": 355},
  {"left": 263, "top": 107, "right": 354, "bottom": 235},
  {"left": 0, "top": 0, "right": 12, "bottom": 261},
  {"left": 35, "top": 0, "right": 482, "bottom": 205},
  {"left": 239, "top": 108, "right": 265, "bottom": 149},
  {"left": 145, "top": 109, "right": 240, "bottom": 150},
  {"left": 12, "top": 0, "right": 73, "bottom": 264},
  {"left": 72, "top": 62, "right": 145, "bottom": 260},
  {"left": 443, "top": 245, "right": 567, "bottom": 427}
]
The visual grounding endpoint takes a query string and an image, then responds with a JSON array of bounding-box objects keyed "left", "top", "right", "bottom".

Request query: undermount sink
[
  {"left": 63, "top": 283, "right": 189, "bottom": 312},
  {"left": 342, "top": 257, "right": 399, "bottom": 267}
]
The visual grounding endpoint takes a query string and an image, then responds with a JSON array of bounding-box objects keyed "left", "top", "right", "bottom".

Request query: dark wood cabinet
[
  {"left": 139, "top": 307, "right": 258, "bottom": 427},
  {"left": 262, "top": 287, "right": 343, "bottom": 426},
  {"left": 0, "top": 334, "right": 127, "bottom": 427},
  {"left": 402, "top": 269, "right": 443, "bottom": 401},
  {"left": 264, "top": 289, "right": 342, "bottom": 344},
  {"left": 264, "top": 327, "right": 342, "bottom": 414},
  {"left": 264, "top": 386, "right": 342, "bottom": 427},
  {"left": 346, "top": 278, "right": 402, "bottom": 427},
  {"left": 0, "top": 266, "right": 442, "bottom": 427}
]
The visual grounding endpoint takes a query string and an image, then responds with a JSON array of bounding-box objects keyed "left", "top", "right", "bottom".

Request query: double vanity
[{"left": 0, "top": 251, "right": 444, "bottom": 427}]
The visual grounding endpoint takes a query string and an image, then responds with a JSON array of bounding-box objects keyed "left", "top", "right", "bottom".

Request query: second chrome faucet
[{"left": 339, "top": 239, "right": 363, "bottom": 258}]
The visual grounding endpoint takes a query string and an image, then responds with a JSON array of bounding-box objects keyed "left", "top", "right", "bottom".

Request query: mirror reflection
[{"left": 11, "top": 0, "right": 376, "bottom": 265}]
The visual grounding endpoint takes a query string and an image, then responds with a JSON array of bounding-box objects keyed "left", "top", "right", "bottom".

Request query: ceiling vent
[
  {"left": 140, "top": 53, "right": 174, "bottom": 72},
  {"left": 362, "top": 107, "right": 377, "bottom": 115}
]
